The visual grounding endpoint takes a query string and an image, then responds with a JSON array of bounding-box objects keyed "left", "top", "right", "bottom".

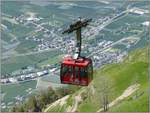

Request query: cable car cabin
[{"left": 60, "top": 56, "right": 93, "bottom": 86}]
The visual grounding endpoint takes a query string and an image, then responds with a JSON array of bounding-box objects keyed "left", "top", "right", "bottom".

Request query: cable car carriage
[
  {"left": 60, "top": 56, "right": 93, "bottom": 86},
  {"left": 60, "top": 18, "right": 93, "bottom": 86}
]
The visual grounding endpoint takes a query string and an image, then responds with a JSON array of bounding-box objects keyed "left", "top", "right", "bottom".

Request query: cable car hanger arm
[{"left": 62, "top": 18, "right": 92, "bottom": 59}]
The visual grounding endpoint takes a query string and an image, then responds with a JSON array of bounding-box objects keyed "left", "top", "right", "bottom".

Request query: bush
[{"left": 11, "top": 86, "right": 74, "bottom": 112}]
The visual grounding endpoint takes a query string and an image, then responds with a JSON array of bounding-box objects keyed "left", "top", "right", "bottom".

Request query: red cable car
[
  {"left": 60, "top": 18, "right": 93, "bottom": 86},
  {"left": 60, "top": 56, "right": 93, "bottom": 86}
]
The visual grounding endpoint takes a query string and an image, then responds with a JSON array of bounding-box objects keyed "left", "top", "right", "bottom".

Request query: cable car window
[
  {"left": 62, "top": 65, "right": 69, "bottom": 76},
  {"left": 80, "top": 67, "right": 87, "bottom": 78},
  {"left": 88, "top": 65, "right": 92, "bottom": 73},
  {"left": 75, "top": 67, "right": 79, "bottom": 78},
  {"left": 69, "top": 66, "right": 73, "bottom": 78},
  {"left": 80, "top": 67, "right": 84, "bottom": 78}
]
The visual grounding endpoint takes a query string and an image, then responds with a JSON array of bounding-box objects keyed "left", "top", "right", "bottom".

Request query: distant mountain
[{"left": 44, "top": 46, "right": 149, "bottom": 112}]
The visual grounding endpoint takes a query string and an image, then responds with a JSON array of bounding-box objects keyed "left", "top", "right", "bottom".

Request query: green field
[
  {"left": 15, "top": 40, "right": 38, "bottom": 53},
  {"left": 1, "top": 80, "right": 37, "bottom": 103},
  {"left": 106, "top": 13, "right": 148, "bottom": 30},
  {"left": 1, "top": 49, "right": 62, "bottom": 75},
  {"left": 1, "top": 1, "right": 28, "bottom": 16},
  {"left": 1, "top": 30, "right": 13, "bottom": 43},
  {"left": 37, "top": 54, "right": 64, "bottom": 67},
  {"left": 102, "top": 13, "right": 148, "bottom": 42},
  {"left": 2, "top": 19, "right": 34, "bottom": 39}
]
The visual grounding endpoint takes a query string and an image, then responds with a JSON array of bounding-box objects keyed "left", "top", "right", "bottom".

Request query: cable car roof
[{"left": 62, "top": 56, "right": 90, "bottom": 66}]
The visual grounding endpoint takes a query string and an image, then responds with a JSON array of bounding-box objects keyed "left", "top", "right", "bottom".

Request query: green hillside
[{"left": 44, "top": 47, "right": 149, "bottom": 112}]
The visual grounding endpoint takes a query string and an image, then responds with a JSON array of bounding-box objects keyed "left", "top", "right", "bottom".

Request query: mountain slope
[
  {"left": 44, "top": 47, "right": 149, "bottom": 112},
  {"left": 108, "top": 47, "right": 149, "bottom": 112}
]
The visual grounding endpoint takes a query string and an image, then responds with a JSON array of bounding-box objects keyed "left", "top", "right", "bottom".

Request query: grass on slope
[
  {"left": 45, "top": 103, "right": 67, "bottom": 112},
  {"left": 108, "top": 47, "right": 149, "bottom": 112},
  {"left": 109, "top": 83, "right": 149, "bottom": 112},
  {"left": 124, "top": 47, "right": 148, "bottom": 63},
  {"left": 78, "top": 47, "right": 149, "bottom": 112}
]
